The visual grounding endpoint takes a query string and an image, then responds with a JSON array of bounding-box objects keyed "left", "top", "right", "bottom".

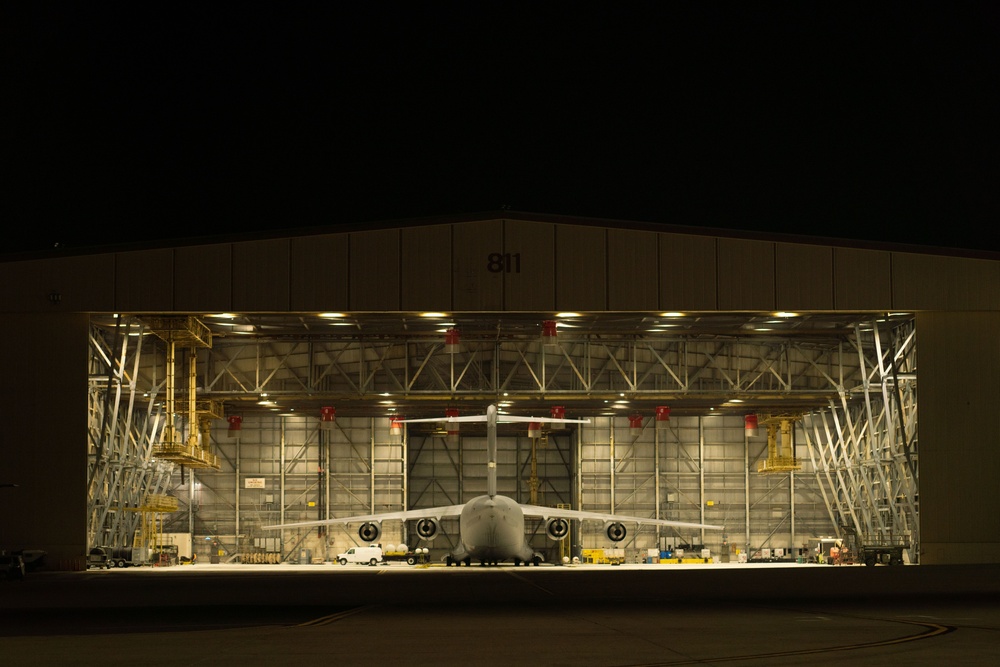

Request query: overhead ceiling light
[
  {"left": 774, "top": 312, "right": 798, "bottom": 318},
  {"left": 556, "top": 312, "right": 581, "bottom": 318},
  {"left": 660, "top": 312, "right": 685, "bottom": 318},
  {"left": 420, "top": 312, "right": 447, "bottom": 318},
  {"left": 319, "top": 312, "right": 346, "bottom": 318},
  {"left": 208, "top": 313, "right": 238, "bottom": 320}
]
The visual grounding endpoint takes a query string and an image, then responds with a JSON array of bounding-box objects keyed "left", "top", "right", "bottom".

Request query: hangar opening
[{"left": 87, "top": 310, "right": 918, "bottom": 566}]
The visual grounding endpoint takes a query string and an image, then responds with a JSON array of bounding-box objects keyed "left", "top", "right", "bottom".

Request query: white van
[{"left": 336, "top": 545, "right": 383, "bottom": 566}]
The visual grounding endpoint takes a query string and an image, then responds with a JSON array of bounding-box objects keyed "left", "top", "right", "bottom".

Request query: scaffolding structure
[
  {"left": 801, "top": 319, "right": 919, "bottom": 563},
  {"left": 88, "top": 316, "right": 176, "bottom": 551}
]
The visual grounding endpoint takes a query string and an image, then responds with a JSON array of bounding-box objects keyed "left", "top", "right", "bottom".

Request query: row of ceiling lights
[{"left": 200, "top": 310, "right": 807, "bottom": 336}]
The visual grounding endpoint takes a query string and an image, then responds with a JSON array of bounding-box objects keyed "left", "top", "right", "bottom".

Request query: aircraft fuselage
[{"left": 456, "top": 494, "right": 536, "bottom": 564}]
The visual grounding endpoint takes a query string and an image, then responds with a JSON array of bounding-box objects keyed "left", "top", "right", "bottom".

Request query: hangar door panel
[
  {"left": 175, "top": 244, "right": 233, "bottom": 311},
  {"left": 290, "top": 234, "right": 349, "bottom": 311},
  {"left": 608, "top": 229, "right": 658, "bottom": 310},
  {"left": 350, "top": 229, "right": 400, "bottom": 310},
  {"left": 453, "top": 221, "right": 503, "bottom": 310},
  {"left": 402, "top": 225, "right": 452, "bottom": 311},
  {"left": 833, "top": 247, "right": 891, "bottom": 310},
  {"left": 503, "top": 220, "right": 554, "bottom": 311},
  {"left": 556, "top": 224, "right": 606, "bottom": 310},
  {"left": 718, "top": 238, "right": 775, "bottom": 311},
  {"left": 775, "top": 243, "right": 833, "bottom": 310},
  {"left": 659, "top": 233, "right": 717, "bottom": 310},
  {"left": 233, "top": 239, "right": 291, "bottom": 311}
]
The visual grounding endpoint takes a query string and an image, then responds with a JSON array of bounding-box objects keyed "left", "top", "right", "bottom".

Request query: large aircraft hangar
[{"left": 2, "top": 212, "right": 998, "bottom": 569}]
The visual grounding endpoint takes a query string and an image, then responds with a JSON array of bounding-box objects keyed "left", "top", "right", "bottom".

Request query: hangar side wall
[
  {"left": 917, "top": 311, "right": 1000, "bottom": 564},
  {"left": 0, "top": 313, "right": 89, "bottom": 569}
]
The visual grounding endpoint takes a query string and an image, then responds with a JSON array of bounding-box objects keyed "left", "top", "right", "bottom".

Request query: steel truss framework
[
  {"left": 801, "top": 321, "right": 919, "bottom": 563},
  {"left": 87, "top": 315, "right": 919, "bottom": 562},
  {"left": 88, "top": 318, "right": 176, "bottom": 551},
  {"left": 203, "top": 336, "right": 854, "bottom": 400}
]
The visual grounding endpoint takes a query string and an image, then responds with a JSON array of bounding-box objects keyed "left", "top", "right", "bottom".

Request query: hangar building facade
[{"left": 2, "top": 212, "right": 998, "bottom": 567}]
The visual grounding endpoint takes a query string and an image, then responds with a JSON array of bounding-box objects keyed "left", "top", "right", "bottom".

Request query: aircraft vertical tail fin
[{"left": 486, "top": 405, "right": 498, "bottom": 497}]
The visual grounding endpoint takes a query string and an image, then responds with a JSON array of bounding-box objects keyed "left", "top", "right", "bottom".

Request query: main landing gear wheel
[{"left": 532, "top": 556, "right": 541, "bottom": 566}]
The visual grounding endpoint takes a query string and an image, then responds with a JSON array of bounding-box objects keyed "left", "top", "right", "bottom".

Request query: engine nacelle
[
  {"left": 358, "top": 521, "right": 381, "bottom": 543},
  {"left": 414, "top": 517, "right": 440, "bottom": 541},
  {"left": 544, "top": 517, "right": 570, "bottom": 541},
  {"left": 605, "top": 522, "right": 627, "bottom": 542}
]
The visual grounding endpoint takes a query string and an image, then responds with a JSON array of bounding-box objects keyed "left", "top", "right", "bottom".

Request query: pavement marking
[
  {"left": 621, "top": 618, "right": 956, "bottom": 666},
  {"left": 503, "top": 569, "right": 555, "bottom": 596},
  {"left": 295, "top": 605, "right": 377, "bottom": 627}
]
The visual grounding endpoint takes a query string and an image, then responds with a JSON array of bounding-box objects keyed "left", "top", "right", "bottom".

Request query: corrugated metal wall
[{"left": 5, "top": 217, "right": 999, "bottom": 313}]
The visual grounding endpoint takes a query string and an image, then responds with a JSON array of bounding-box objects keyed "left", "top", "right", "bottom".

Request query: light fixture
[
  {"left": 444, "top": 327, "right": 460, "bottom": 353},
  {"left": 629, "top": 413, "right": 643, "bottom": 430},
  {"left": 320, "top": 406, "right": 336, "bottom": 430},
  {"left": 541, "top": 320, "right": 558, "bottom": 345},
  {"left": 655, "top": 406, "right": 671, "bottom": 427}
]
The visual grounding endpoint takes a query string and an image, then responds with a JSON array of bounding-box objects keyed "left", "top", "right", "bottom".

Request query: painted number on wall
[{"left": 487, "top": 252, "right": 521, "bottom": 273}]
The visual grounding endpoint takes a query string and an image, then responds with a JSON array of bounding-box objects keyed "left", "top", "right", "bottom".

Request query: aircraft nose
[{"left": 484, "top": 499, "right": 496, "bottom": 508}]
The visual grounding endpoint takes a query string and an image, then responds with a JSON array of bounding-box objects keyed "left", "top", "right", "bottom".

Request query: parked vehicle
[
  {"left": 87, "top": 546, "right": 112, "bottom": 569},
  {"left": 337, "top": 545, "right": 383, "bottom": 566},
  {"left": 381, "top": 544, "right": 430, "bottom": 565}
]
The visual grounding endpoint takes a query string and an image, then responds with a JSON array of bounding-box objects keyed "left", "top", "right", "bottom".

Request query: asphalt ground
[{"left": 2, "top": 562, "right": 998, "bottom": 666}]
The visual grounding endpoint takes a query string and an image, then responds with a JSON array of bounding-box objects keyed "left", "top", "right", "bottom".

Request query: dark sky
[{"left": 8, "top": 3, "right": 999, "bottom": 254}]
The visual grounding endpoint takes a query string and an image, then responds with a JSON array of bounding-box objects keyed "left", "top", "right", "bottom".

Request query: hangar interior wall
[{"left": 156, "top": 414, "right": 842, "bottom": 564}]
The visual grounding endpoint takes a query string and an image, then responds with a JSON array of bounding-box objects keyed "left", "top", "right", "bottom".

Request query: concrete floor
[{"left": 2, "top": 562, "right": 998, "bottom": 666}]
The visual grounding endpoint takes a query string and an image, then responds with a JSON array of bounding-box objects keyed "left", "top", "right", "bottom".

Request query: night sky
[{"left": 8, "top": 3, "right": 999, "bottom": 254}]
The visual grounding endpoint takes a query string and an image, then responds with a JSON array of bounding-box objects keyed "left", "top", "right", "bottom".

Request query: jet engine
[
  {"left": 414, "top": 517, "right": 440, "bottom": 540},
  {"left": 544, "top": 517, "right": 570, "bottom": 541},
  {"left": 358, "top": 521, "right": 381, "bottom": 543},
  {"left": 605, "top": 522, "right": 627, "bottom": 542}
]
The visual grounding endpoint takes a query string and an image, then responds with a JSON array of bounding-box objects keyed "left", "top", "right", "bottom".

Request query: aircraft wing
[
  {"left": 398, "top": 415, "right": 487, "bottom": 423},
  {"left": 518, "top": 503, "right": 722, "bottom": 531},
  {"left": 398, "top": 412, "right": 589, "bottom": 425},
  {"left": 497, "top": 415, "right": 590, "bottom": 424},
  {"left": 262, "top": 504, "right": 467, "bottom": 530}
]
